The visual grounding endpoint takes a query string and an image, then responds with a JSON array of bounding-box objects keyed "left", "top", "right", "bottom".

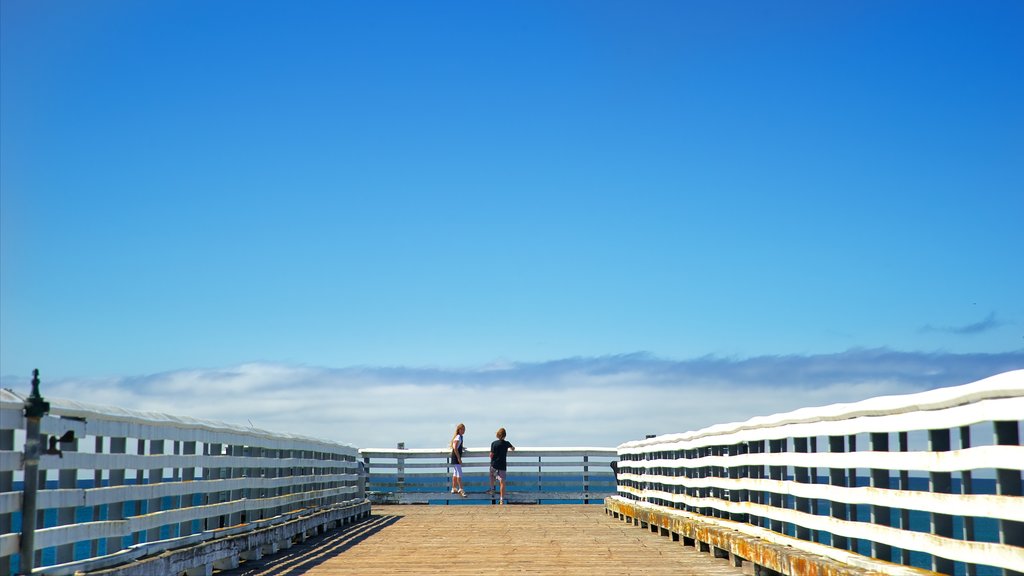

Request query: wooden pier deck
[{"left": 218, "top": 505, "right": 750, "bottom": 575}]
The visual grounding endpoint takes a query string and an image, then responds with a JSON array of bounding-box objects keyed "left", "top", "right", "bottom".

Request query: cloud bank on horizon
[{"left": 5, "top": 348, "right": 1020, "bottom": 450}]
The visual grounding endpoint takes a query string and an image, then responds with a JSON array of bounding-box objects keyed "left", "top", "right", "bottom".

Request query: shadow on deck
[
  {"left": 217, "top": 514, "right": 402, "bottom": 576},
  {"left": 217, "top": 505, "right": 748, "bottom": 576}
]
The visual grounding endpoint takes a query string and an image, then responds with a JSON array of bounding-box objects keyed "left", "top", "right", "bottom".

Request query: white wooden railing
[
  {"left": 5, "top": 370, "right": 1019, "bottom": 575},
  {"left": 0, "top": 387, "right": 369, "bottom": 576},
  {"left": 360, "top": 446, "right": 616, "bottom": 504},
  {"left": 611, "top": 370, "right": 1024, "bottom": 576}
]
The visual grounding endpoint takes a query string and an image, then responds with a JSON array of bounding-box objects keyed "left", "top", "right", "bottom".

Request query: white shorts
[{"left": 452, "top": 464, "right": 463, "bottom": 478}]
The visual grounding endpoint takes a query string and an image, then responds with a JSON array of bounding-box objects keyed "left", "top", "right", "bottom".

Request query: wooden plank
[
  {"left": 606, "top": 498, "right": 940, "bottom": 576},
  {"left": 216, "top": 505, "right": 749, "bottom": 575}
]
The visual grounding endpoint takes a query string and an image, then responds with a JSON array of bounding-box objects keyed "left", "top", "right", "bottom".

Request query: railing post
[
  {"left": 56, "top": 424, "right": 79, "bottom": 564},
  {"left": 714, "top": 445, "right": 727, "bottom": 519},
  {"left": 751, "top": 440, "right": 767, "bottom": 527},
  {"left": 538, "top": 455, "right": 544, "bottom": 503},
  {"left": 229, "top": 444, "right": 244, "bottom": 527},
  {"left": 994, "top": 421, "right": 1023, "bottom": 576},
  {"left": 134, "top": 439, "right": 146, "bottom": 543},
  {"left": 828, "top": 435, "right": 848, "bottom": 550},
  {"left": 809, "top": 436, "right": 819, "bottom": 538},
  {"left": 846, "top": 434, "right": 859, "bottom": 554},
  {"left": 90, "top": 435, "right": 104, "bottom": 558},
  {"left": 793, "top": 437, "right": 811, "bottom": 541},
  {"left": 959, "top": 426, "right": 977, "bottom": 576},
  {"left": 205, "top": 442, "right": 223, "bottom": 530},
  {"left": 869, "top": 432, "right": 892, "bottom": 562},
  {"left": 106, "top": 436, "right": 126, "bottom": 554},
  {"left": 583, "top": 455, "right": 589, "bottom": 504},
  {"left": 19, "top": 369, "right": 49, "bottom": 576},
  {"left": 0, "top": 419, "right": 13, "bottom": 576},
  {"left": 768, "top": 439, "right": 784, "bottom": 533},
  {"left": 180, "top": 441, "right": 197, "bottom": 537},
  {"left": 147, "top": 439, "right": 165, "bottom": 542},
  {"left": 698, "top": 446, "right": 709, "bottom": 516},
  {"left": 898, "top": 431, "right": 911, "bottom": 566},
  {"left": 730, "top": 442, "right": 749, "bottom": 524},
  {"left": 928, "top": 428, "right": 954, "bottom": 574},
  {"left": 396, "top": 442, "right": 405, "bottom": 497},
  {"left": 362, "top": 455, "right": 370, "bottom": 499}
]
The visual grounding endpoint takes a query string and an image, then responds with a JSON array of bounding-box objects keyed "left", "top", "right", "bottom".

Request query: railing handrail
[
  {"left": 620, "top": 369, "right": 1023, "bottom": 451},
  {"left": 360, "top": 446, "right": 616, "bottom": 456},
  {"left": 1, "top": 389, "right": 356, "bottom": 451}
]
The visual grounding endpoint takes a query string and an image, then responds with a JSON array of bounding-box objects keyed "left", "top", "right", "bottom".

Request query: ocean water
[{"left": 369, "top": 472, "right": 616, "bottom": 503}]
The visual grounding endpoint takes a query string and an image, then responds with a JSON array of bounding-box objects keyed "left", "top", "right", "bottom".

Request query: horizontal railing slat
[
  {"left": 620, "top": 371, "right": 1023, "bottom": 452},
  {"left": 617, "top": 474, "right": 1024, "bottom": 521},
  {"left": 628, "top": 444, "right": 1024, "bottom": 473}
]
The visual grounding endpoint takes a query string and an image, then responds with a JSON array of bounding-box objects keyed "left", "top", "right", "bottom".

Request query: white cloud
[{"left": 3, "top": 349, "right": 1021, "bottom": 450}]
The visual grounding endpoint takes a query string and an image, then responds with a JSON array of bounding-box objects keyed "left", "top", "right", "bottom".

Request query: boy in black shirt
[{"left": 489, "top": 427, "right": 515, "bottom": 504}]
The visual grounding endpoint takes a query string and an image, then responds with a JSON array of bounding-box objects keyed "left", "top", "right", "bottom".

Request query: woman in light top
[{"left": 450, "top": 423, "right": 466, "bottom": 496}]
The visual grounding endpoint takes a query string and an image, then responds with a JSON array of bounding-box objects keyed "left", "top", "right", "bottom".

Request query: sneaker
[
  {"left": 499, "top": 498, "right": 504, "bottom": 505},
  {"left": 459, "top": 489, "right": 466, "bottom": 497}
]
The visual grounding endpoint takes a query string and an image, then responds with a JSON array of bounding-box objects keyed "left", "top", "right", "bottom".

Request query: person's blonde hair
[{"left": 496, "top": 427, "right": 506, "bottom": 439}]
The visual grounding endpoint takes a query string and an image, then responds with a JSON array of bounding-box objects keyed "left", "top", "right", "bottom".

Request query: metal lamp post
[{"left": 19, "top": 369, "right": 49, "bottom": 575}]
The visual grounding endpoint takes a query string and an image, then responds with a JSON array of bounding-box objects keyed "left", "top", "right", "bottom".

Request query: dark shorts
[{"left": 490, "top": 466, "right": 507, "bottom": 481}]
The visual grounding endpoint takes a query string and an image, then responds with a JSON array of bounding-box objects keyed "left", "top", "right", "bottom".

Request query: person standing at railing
[
  {"left": 450, "top": 423, "right": 467, "bottom": 496},
  {"left": 488, "top": 427, "right": 515, "bottom": 505}
]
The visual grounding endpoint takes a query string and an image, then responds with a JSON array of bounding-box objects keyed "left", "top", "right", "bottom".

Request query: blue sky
[{"left": 2, "top": 1, "right": 1022, "bottom": 446}]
